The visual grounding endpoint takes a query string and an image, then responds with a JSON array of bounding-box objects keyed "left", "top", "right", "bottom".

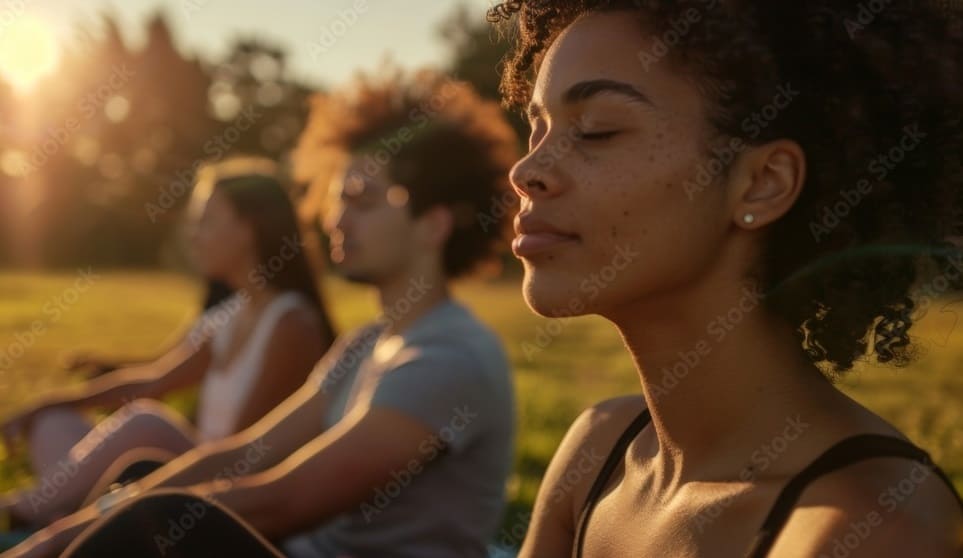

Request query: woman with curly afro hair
[{"left": 489, "top": 0, "right": 963, "bottom": 556}]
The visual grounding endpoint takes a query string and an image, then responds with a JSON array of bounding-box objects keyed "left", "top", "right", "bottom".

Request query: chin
[{"left": 521, "top": 269, "right": 595, "bottom": 318}]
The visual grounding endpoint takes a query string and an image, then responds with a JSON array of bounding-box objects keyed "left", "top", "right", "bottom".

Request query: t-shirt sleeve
[
  {"left": 308, "top": 324, "right": 381, "bottom": 393},
  {"left": 367, "top": 345, "right": 487, "bottom": 454}
]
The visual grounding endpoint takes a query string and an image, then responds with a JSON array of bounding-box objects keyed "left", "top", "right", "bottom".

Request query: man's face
[{"left": 322, "top": 158, "right": 417, "bottom": 285}]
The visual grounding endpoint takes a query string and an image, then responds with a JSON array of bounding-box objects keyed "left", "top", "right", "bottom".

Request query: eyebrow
[{"left": 527, "top": 79, "right": 655, "bottom": 120}]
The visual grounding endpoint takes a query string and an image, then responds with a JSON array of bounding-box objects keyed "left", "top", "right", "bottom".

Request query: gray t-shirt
[{"left": 282, "top": 299, "right": 516, "bottom": 558}]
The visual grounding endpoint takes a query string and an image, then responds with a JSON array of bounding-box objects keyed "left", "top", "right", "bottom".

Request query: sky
[{"left": 14, "top": 0, "right": 498, "bottom": 89}]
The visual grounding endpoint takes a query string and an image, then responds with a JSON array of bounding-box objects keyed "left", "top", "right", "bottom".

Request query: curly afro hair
[
  {"left": 294, "top": 67, "right": 519, "bottom": 279},
  {"left": 489, "top": 0, "right": 963, "bottom": 376}
]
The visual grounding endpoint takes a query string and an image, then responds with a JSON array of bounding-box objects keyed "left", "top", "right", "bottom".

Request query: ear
[
  {"left": 414, "top": 204, "right": 455, "bottom": 248},
  {"left": 727, "top": 139, "right": 806, "bottom": 229}
]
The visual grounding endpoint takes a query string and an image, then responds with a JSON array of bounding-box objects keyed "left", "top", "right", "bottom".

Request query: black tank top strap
[
  {"left": 745, "top": 433, "right": 963, "bottom": 557},
  {"left": 572, "top": 407, "right": 652, "bottom": 558}
]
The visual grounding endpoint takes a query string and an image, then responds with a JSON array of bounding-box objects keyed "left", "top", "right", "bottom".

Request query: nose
[{"left": 509, "top": 139, "right": 564, "bottom": 200}]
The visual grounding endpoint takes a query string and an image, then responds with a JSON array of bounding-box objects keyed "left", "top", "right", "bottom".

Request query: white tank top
[{"left": 194, "top": 291, "right": 313, "bottom": 442}]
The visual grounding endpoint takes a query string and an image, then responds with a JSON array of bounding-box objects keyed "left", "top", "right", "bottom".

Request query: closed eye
[{"left": 576, "top": 130, "right": 620, "bottom": 141}]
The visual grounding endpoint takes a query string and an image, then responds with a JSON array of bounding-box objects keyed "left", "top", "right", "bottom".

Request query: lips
[{"left": 512, "top": 213, "right": 580, "bottom": 258}]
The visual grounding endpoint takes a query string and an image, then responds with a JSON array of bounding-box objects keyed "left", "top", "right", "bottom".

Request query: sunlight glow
[{"left": 0, "top": 14, "right": 60, "bottom": 93}]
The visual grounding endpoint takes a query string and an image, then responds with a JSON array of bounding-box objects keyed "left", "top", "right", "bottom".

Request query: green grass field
[{"left": 1, "top": 271, "right": 961, "bottom": 542}]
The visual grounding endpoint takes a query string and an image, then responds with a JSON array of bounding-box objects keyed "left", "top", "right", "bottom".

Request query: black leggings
[{"left": 63, "top": 490, "right": 285, "bottom": 558}]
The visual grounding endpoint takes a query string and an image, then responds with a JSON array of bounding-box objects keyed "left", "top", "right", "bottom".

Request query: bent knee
[
  {"left": 29, "top": 407, "right": 90, "bottom": 445},
  {"left": 78, "top": 400, "right": 195, "bottom": 455}
]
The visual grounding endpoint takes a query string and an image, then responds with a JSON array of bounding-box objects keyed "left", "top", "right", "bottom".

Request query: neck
[
  {"left": 608, "top": 268, "right": 832, "bottom": 485},
  {"left": 375, "top": 269, "right": 450, "bottom": 337},
  {"left": 224, "top": 265, "right": 280, "bottom": 309}
]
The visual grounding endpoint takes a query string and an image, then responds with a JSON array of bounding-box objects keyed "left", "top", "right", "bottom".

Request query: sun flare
[{"left": 0, "top": 14, "right": 60, "bottom": 93}]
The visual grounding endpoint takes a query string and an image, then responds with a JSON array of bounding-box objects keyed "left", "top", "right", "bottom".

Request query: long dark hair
[{"left": 195, "top": 157, "right": 338, "bottom": 348}]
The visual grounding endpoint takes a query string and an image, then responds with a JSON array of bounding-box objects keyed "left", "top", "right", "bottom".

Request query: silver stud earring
[{"left": 743, "top": 214, "right": 755, "bottom": 224}]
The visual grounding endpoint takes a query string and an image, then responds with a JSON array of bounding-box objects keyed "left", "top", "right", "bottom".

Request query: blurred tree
[
  {"left": 0, "top": 11, "right": 314, "bottom": 270},
  {"left": 29, "top": 12, "right": 218, "bottom": 268},
  {"left": 0, "top": 79, "right": 13, "bottom": 266},
  {"left": 206, "top": 38, "right": 313, "bottom": 161},
  {"left": 438, "top": 3, "right": 526, "bottom": 143}
]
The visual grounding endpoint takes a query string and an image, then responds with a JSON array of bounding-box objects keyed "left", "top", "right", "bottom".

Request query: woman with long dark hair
[
  {"left": 0, "top": 157, "right": 336, "bottom": 528},
  {"left": 489, "top": 1, "right": 963, "bottom": 556}
]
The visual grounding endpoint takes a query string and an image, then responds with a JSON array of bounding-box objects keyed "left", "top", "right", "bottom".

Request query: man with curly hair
[
  {"left": 4, "top": 71, "right": 519, "bottom": 558},
  {"left": 486, "top": 0, "right": 963, "bottom": 556}
]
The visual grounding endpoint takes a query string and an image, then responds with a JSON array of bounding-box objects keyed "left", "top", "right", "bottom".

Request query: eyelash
[{"left": 575, "top": 130, "right": 620, "bottom": 141}]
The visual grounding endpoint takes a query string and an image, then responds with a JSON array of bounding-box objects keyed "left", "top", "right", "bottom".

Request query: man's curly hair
[
  {"left": 489, "top": 1, "right": 963, "bottom": 376},
  {"left": 294, "top": 68, "right": 519, "bottom": 278}
]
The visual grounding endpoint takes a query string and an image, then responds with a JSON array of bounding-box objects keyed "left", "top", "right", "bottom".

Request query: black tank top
[{"left": 572, "top": 408, "right": 963, "bottom": 557}]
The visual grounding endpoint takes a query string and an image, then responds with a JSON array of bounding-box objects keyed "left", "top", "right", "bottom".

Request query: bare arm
[
  {"left": 1, "top": 339, "right": 211, "bottom": 450},
  {"left": 195, "top": 404, "right": 437, "bottom": 540},
  {"left": 768, "top": 456, "right": 963, "bottom": 557},
  {"left": 129, "top": 326, "right": 357, "bottom": 490},
  {"left": 0, "top": 369, "right": 334, "bottom": 558},
  {"left": 136, "top": 370, "right": 332, "bottom": 491},
  {"left": 49, "top": 339, "right": 211, "bottom": 409}
]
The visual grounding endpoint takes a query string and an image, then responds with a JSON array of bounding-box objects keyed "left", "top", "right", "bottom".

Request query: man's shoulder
[{"left": 421, "top": 302, "right": 506, "bottom": 359}]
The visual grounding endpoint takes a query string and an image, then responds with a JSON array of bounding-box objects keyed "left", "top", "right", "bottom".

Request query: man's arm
[
  {"left": 138, "top": 375, "right": 331, "bottom": 491},
  {"left": 1, "top": 507, "right": 99, "bottom": 558},
  {"left": 129, "top": 327, "right": 357, "bottom": 492},
  {"left": 195, "top": 404, "right": 437, "bottom": 540}
]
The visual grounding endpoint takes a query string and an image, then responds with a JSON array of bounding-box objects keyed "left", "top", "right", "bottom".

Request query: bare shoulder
[
  {"left": 518, "top": 395, "right": 646, "bottom": 558},
  {"left": 554, "top": 395, "right": 648, "bottom": 520},
  {"left": 271, "top": 308, "right": 324, "bottom": 349},
  {"left": 769, "top": 453, "right": 963, "bottom": 557},
  {"left": 564, "top": 395, "right": 648, "bottom": 451}
]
